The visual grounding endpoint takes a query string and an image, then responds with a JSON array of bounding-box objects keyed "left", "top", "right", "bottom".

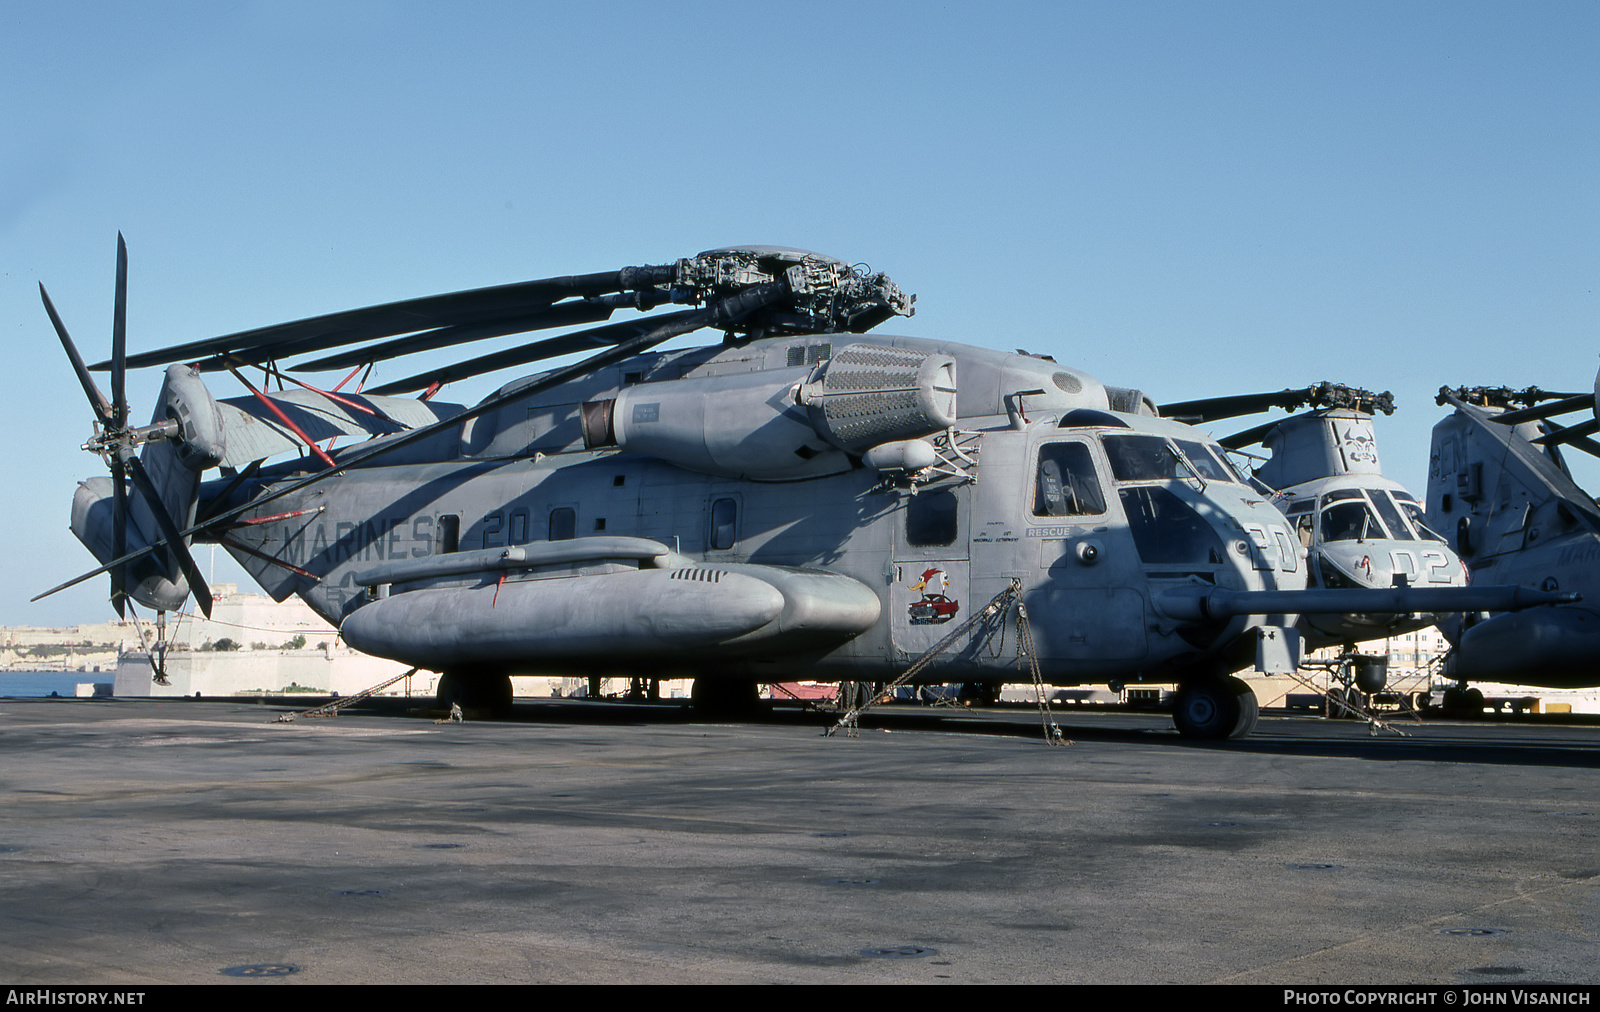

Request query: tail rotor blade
[
  {"left": 125, "top": 457, "right": 214, "bottom": 618},
  {"left": 111, "top": 455, "right": 128, "bottom": 619},
  {"left": 112, "top": 234, "right": 128, "bottom": 430},
  {"left": 41, "top": 284, "right": 115, "bottom": 429}
]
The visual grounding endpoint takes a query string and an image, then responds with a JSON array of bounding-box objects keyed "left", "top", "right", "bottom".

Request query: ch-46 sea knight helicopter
[
  {"left": 1159, "top": 384, "right": 1468, "bottom": 708},
  {"left": 37, "top": 239, "right": 1573, "bottom": 739},
  {"left": 1426, "top": 380, "right": 1600, "bottom": 710},
  {"left": 1160, "top": 384, "right": 1466, "bottom": 638}
]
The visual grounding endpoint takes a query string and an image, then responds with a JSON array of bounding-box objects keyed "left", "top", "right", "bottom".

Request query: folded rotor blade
[
  {"left": 1217, "top": 418, "right": 1285, "bottom": 450},
  {"left": 1491, "top": 393, "right": 1597, "bottom": 427},
  {"left": 365, "top": 310, "right": 705, "bottom": 396},
  {"left": 1160, "top": 388, "right": 1315, "bottom": 424},
  {"left": 289, "top": 299, "right": 622, "bottom": 374},
  {"left": 1556, "top": 433, "right": 1600, "bottom": 461},
  {"left": 1533, "top": 416, "right": 1600, "bottom": 443},
  {"left": 41, "top": 284, "right": 115, "bottom": 429},
  {"left": 35, "top": 280, "right": 794, "bottom": 608},
  {"left": 103, "top": 266, "right": 676, "bottom": 371}
]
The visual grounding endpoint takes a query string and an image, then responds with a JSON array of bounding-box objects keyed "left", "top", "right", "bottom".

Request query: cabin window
[
  {"left": 1034, "top": 442, "right": 1106, "bottom": 517},
  {"left": 437, "top": 514, "right": 460, "bottom": 554},
  {"left": 1296, "top": 513, "right": 1316, "bottom": 550},
  {"left": 549, "top": 508, "right": 575, "bottom": 541},
  {"left": 906, "top": 488, "right": 959, "bottom": 547},
  {"left": 710, "top": 498, "right": 739, "bottom": 550}
]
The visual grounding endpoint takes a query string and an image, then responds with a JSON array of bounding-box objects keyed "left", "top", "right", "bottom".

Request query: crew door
[{"left": 890, "top": 481, "right": 971, "bottom": 659}]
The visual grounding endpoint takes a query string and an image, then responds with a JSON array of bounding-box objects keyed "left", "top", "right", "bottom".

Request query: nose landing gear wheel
[{"left": 1173, "top": 675, "right": 1259, "bottom": 739}]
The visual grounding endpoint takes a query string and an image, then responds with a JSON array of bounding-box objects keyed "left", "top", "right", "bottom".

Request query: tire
[
  {"left": 1328, "top": 686, "right": 1363, "bottom": 719},
  {"left": 958, "top": 682, "right": 1000, "bottom": 707},
  {"left": 1442, "top": 686, "right": 1482, "bottom": 718},
  {"left": 1173, "top": 675, "right": 1259, "bottom": 739},
  {"left": 436, "top": 671, "right": 463, "bottom": 711},
  {"left": 437, "top": 669, "right": 513, "bottom": 718},
  {"left": 690, "top": 679, "right": 763, "bottom": 718}
]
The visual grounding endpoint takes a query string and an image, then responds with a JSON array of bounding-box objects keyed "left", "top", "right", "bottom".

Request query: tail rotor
[{"left": 42, "top": 233, "right": 213, "bottom": 618}]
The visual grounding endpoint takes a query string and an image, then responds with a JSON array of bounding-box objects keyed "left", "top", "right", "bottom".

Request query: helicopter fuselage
[
  {"left": 1274, "top": 473, "right": 1466, "bottom": 646},
  {"left": 1428, "top": 399, "right": 1600, "bottom": 688},
  {"left": 206, "top": 336, "right": 1307, "bottom": 691}
]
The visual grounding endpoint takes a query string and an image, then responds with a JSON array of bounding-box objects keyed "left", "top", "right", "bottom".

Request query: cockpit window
[
  {"left": 1104, "top": 434, "right": 1190, "bottom": 482},
  {"left": 1367, "top": 489, "right": 1415, "bottom": 542},
  {"left": 1034, "top": 442, "right": 1107, "bottom": 517},
  {"left": 1393, "top": 493, "right": 1448, "bottom": 543},
  {"left": 1214, "top": 449, "right": 1252, "bottom": 484},
  {"left": 1174, "top": 439, "right": 1237, "bottom": 483},
  {"left": 1119, "top": 486, "right": 1228, "bottom": 565},
  {"left": 1321, "top": 501, "right": 1384, "bottom": 542}
]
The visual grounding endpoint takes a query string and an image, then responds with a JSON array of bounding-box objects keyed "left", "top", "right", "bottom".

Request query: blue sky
[{"left": 4, "top": 1, "right": 1596, "bottom": 626}]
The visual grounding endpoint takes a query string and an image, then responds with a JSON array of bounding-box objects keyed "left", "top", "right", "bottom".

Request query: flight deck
[{"left": 1, "top": 697, "right": 1596, "bottom": 985}]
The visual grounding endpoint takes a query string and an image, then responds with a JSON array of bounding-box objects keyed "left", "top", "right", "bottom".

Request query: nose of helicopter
[{"left": 1318, "top": 539, "right": 1466, "bottom": 590}]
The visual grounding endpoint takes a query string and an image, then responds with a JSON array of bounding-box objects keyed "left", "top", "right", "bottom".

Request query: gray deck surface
[{"left": 1, "top": 696, "right": 1596, "bottom": 985}]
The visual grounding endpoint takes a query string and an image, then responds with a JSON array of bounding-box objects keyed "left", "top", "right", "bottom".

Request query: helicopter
[
  {"left": 1425, "top": 381, "right": 1600, "bottom": 711},
  {"left": 38, "top": 240, "right": 1572, "bottom": 739},
  {"left": 1161, "top": 384, "right": 1468, "bottom": 640},
  {"left": 1159, "top": 384, "right": 1469, "bottom": 707}
]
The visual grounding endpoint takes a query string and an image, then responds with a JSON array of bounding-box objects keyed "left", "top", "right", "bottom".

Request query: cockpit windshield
[
  {"left": 1321, "top": 500, "right": 1383, "bottom": 542},
  {"left": 1367, "top": 489, "right": 1416, "bottom": 542},
  {"left": 1173, "top": 439, "right": 1240, "bottom": 484},
  {"left": 1104, "top": 434, "right": 1191, "bottom": 482},
  {"left": 1393, "top": 493, "right": 1448, "bottom": 543}
]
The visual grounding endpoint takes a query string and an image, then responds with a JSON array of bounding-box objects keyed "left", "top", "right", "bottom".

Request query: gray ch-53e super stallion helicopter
[
  {"left": 1426, "top": 381, "right": 1600, "bottom": 709},
  {"left": 38, "top": 239, "right": 1572, "bottom": 739}
]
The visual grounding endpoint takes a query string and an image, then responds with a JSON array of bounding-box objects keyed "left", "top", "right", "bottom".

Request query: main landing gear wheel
[
  {"left": 1442, "top": 685, "right": 1485, "bottom": 718},
  {"left": 436, "top": 670, "right": 513, "bottom": 718},
  {"left": 1172, "top": 675, "right": 1259, "bottom": 740},
  {"left": 690, "top": 679, "right": 763, "bottom": 719},
  {"left": 958, "top": 682, "right": 1001, "bottom": 707}
]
